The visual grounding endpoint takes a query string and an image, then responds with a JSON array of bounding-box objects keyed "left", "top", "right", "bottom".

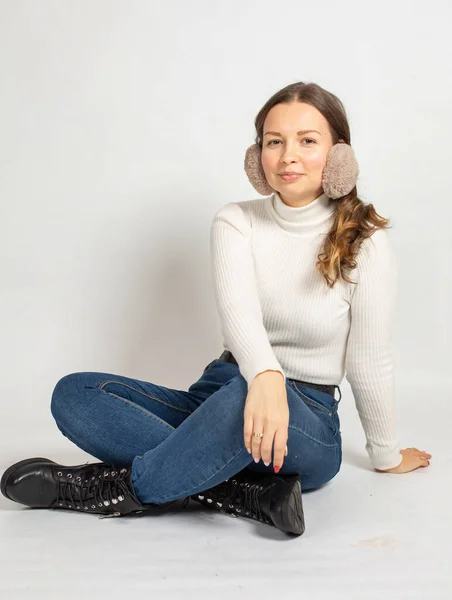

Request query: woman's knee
[{"left": 50, "top": 372, "right": 88, "bottom": 424}]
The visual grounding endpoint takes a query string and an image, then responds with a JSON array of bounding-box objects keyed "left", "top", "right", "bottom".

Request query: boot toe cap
[{"left": 1, "top": 458, "right": 57, "bottom": 508}]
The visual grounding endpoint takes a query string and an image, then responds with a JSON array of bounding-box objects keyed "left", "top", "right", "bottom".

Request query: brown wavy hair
[{"left": 253, "top": 81, "right": 392, "bottom": 288}]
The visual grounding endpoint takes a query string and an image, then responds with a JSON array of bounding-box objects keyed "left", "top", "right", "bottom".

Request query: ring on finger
[{"left": 252, "top": 431, "right": 263, "bottom": 462}]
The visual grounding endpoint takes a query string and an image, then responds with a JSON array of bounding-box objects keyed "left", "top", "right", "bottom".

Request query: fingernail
[
  {"left": 246, "top": 448, "right": 251, "bottom": 454},
  {"left": 274, "top": 465, "right": 280, "bottom": 473},
  {"left": 254, "top": 457, "right": 259, "bottom": 463},
  {"left": 264, "top": 461, "right": 270, "bottom": 467}
]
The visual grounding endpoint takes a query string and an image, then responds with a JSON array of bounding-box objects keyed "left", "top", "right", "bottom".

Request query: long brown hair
[{"left": 253, "top": 81, "right": 392, "bottom": 288}]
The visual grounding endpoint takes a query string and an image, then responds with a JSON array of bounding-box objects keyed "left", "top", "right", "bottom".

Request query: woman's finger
[
  {"left": 414, "top": 449, "right": 432, "bottom": 458},
  {"left": 272, "top": 429, "right": 288, "bottom": 471},
  {"left": 260, "top": 428, "right": 276, "bottom": 466},
  {"left": 251, "top": 420, "right": 264, "bottom": 463},
  {"left": 243, "top": 413, "right": 254, "bottom": 454},
  {"left": 403, "top": 447, "right": 432, "bottom": 459}
]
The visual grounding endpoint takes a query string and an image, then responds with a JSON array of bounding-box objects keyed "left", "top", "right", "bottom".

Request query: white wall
[{"left": 1, "top": 0, "right": 450, "bottom": 437}]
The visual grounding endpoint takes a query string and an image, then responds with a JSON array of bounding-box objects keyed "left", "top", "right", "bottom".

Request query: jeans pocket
[{"left": 289, "top": 380, "right": 340, "bottom": 437}]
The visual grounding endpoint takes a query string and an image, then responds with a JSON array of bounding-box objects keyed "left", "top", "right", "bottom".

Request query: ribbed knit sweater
[{"left": 210, "top": 190, "right": 402, "bottom": 471}]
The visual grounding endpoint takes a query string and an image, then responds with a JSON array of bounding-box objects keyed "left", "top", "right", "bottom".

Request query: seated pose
[{"left": 1, "top": 81, "right": 431, "bottom": 537}]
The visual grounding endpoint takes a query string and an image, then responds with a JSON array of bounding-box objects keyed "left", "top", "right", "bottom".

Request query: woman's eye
[{"left": 267, "top": 138, "right": 316, "bottom": 146}]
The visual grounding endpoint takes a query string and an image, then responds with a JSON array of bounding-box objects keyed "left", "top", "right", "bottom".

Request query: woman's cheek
[
  {"left": 307, "top": 151, "right": 327, "bottom": 170},
  {"left": 260, "top": 153, "right": 273, "bottom": 174}
]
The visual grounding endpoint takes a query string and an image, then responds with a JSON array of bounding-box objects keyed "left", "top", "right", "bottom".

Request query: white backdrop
[
  {"left": 1, "top": 0, "right": 451, "bottom": 432},
  {"left": 0, "top": 3, "right": 451, "bottom": 597}
]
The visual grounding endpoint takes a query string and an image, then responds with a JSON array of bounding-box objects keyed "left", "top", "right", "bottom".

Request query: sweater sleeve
[
  {"left": 210, "top": 202, "right": 286, "bottom": 387},
  {"left": 345, "top": 228, "right": 403, "bottom": 471}
]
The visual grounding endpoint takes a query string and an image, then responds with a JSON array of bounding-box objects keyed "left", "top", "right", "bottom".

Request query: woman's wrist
[{"left": 254, "top": 370, "right": 284, "bottom": 381}]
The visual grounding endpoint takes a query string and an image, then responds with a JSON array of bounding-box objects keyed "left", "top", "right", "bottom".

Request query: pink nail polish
[{"left": 274, "top": 465, "right": 280, "bottom": 474}]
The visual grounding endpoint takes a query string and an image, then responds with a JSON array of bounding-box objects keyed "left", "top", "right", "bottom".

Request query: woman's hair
[{"left": 253, "top": 81, "right": 391, "bottom": 288}]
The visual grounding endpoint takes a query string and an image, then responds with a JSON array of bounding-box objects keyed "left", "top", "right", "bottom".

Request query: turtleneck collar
[{"left": 265, "top": 190, "right": 336, "bottom": 236}]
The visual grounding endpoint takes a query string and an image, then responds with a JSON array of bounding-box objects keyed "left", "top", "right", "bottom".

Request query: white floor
[{"left": 1, "top": 380, "right": 450, "bottom": 600}]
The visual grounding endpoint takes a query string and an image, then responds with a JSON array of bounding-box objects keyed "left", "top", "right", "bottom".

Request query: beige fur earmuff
[{"left": 244, "top": 141, "right": 359, "bottom": 199}]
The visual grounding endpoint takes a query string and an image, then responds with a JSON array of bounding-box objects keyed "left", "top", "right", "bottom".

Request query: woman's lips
[{"left": 279, "top": 173, "right": 302, "bottom": 182}]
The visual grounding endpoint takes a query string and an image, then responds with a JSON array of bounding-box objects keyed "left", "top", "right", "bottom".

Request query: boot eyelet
[
  {"left": 67, "top": 474, "right": 72, "bottom": 478},
  {"left": 207, "top": 498, "right": 213, "bottom": 503},
  {"left": 59, "top": 503, "right": 62, "bottom": 506},
  {"left": 98, "top": 503, "right": 103, "bottom": 507},
  {"left": 68, "top": 505, "right": 72, "bottom": 508},
  {"left": 104, "top": 500, "right": 110, "bottom": 506},
  {"left": 76, "top": 476, "right": 81, "bottom": 481},
  {"left": 198, "top": 495, "right": 204, "bottom": 500},
  {"left": 111, "top": 471, "right": 116, "bottom": 476},
  {"left": 118, "top": 495, "right": 124, "bottom": 501},
  {"left": 76, "top": 506, "right": 80, "bottom": 509},
  {"left": 112, "top": 498, "right": 118, "bottom": 504},
  {"left": 58, "top": 472, "right": 62, "bottom": 476},
  {"left": 84, "top": 506, "right": 88, "bottom": 510},
  {"left": 91, "top": 504, "right": 95, "bottom": 508}
]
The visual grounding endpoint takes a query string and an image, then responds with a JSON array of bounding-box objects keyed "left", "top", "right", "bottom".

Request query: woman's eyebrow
[{"left": 264, "top": 129, "right": 321, "bottom": 136}]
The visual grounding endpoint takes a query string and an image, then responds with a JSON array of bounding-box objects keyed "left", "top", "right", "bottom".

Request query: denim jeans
[{"left": 50, "top": 358, "right": 342, "bottom": 504}]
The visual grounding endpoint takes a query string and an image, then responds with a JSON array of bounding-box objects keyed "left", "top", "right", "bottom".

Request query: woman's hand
[
  {"left": 243, "top": 370, "right": 289, "bottom": 472},
  {"left": 375, "top": 447, "right": 432, "bottom": 473}
]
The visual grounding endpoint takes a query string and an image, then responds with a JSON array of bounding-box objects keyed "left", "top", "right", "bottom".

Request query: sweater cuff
[
  {"left": 368, "top": 444, "right": 403, "bottom": 471},
  {"left": 242, "top": 361, "right": 286, "bottom": 388}
]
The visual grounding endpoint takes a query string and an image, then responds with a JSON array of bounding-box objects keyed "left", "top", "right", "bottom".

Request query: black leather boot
[
  {"left": 190, "top": 468, "right": 305, "bottom": 536},
  {"left": 1, "top": 457, "right": 189, "bottom": 519}
]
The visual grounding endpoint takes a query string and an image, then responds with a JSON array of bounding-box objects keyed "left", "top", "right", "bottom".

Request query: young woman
[{"left": 1, "top": 81, "right": 431, "bottom": 537}]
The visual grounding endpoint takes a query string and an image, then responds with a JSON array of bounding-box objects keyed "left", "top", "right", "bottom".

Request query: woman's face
[{"left": 261, "top": 101, "right": 337, "bottom": 207}]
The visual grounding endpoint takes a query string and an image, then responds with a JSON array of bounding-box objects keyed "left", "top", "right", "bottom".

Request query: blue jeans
[{"left": 50, "top": 358, "right": 342, "bottom": 504}]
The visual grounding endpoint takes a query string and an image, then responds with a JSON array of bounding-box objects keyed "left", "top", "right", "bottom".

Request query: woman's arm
[
  {"left": 210, "top": 202, "right": 285, "bottom": 388},
  {"left": 344, "top": 228, "right": 403, "bottom": 471}
]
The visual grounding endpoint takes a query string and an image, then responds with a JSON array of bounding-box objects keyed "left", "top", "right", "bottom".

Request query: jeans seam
[
  {"left": 97, "top": 380, "right": 193, "bottom": 415},
  {"left": 287, "top": 424, "right": 338, "bottom": 448}
]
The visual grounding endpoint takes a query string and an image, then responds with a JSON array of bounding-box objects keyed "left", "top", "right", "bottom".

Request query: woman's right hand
[
  {"left": 375, "top": 447, "right": 432, "bottom": 473},
  {"left": 243, "top": 370, "right": 289, "bottom": 472}
]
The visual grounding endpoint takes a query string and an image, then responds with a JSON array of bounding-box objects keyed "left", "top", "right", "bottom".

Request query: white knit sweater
[{"left": 210, "top": 190, "right": 402, "bottom": 470}]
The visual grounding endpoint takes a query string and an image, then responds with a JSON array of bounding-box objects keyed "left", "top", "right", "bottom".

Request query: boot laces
[
  {"left": 223, "top": 479, "right": 268, "bottom": 522},
  {"left": 197, "top": 477, "right": 272, "bottom": 524},
  {"left": 56, "top": 467, "right": 132, "bottom": 511}
]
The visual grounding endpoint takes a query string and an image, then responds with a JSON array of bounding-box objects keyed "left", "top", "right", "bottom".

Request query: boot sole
[{"left": 1, "top": 457, "right": 56, "bottom": 501}]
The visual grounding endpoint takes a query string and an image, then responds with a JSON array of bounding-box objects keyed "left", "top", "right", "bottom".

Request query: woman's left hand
[{"left": 375, "top": 447, "right": 432, "bottom": 473}]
